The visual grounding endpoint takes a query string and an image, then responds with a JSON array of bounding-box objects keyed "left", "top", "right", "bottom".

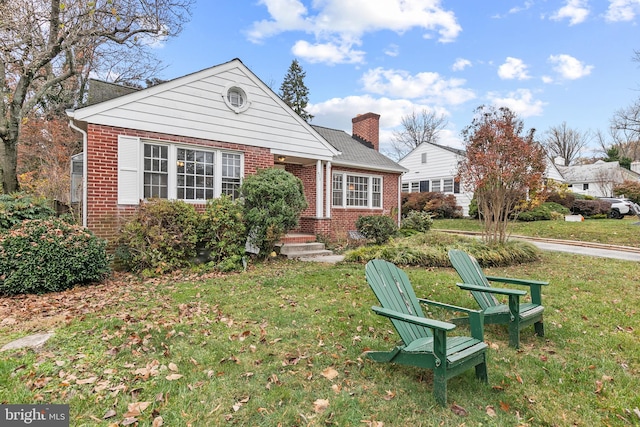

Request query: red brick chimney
[{"left": 352, "top": 112, "right": 380, "bottom": 151}]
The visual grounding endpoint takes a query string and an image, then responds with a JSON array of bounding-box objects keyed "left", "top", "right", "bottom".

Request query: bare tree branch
[{"left": 391, "top": 109, "right": 448, "bottom": 160}]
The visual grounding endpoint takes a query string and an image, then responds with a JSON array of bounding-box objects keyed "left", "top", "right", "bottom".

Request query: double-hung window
[
  {"left": 143, "top": 144, "right": 168, "bottom": 198},
  {"left": 176, "top": 148, "right": 215, "bottom": 200},
  {"left": 332, "top": 172, "right": 382, "bottom": 208}
]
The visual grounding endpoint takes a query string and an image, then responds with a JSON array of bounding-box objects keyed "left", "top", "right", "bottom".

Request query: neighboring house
[
  {"left": 556, "top": 160, "right": 640, "bottom": 197},
  {"left": 399, "top": 142, "right": 567, "bottom": 216},
  {"left": 66, "top": 58, "right": 406, "bottom": 242},
  {"left": 398, "top": 141, "right": 468, "bottom": 215}
]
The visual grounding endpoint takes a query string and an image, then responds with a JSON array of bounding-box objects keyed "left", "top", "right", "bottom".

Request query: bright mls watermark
[{"left": 0, "top": 405, "right": 69, "bottom": 426}]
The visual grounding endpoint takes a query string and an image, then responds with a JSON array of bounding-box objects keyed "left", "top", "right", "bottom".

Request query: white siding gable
[
  {"left": 71, "top": 59, "right": 338, "bottom": 161},
  {"left": 399, "top": 143, "right": 462, "bottom": 183}
]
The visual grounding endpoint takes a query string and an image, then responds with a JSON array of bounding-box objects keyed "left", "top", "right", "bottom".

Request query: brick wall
[
  {"left": 86, "top": 124, "right": 273, "bottom": 242},
  {"left": 286, "top": 162, "right": 400, "bottom": 240},
  {"left": 86, "top": 124, "right": 400, "bottom": 244},
  {"left": 352, "top": 113, "right": 380, "bottom": 152}
]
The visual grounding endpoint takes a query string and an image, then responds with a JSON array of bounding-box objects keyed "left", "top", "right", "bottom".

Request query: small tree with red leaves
[{"left": 458, "top": 106, "right": 547, "bottom": 244}]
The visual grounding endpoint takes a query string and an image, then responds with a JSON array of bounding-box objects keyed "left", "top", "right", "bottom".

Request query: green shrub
[
  {"left": 241, "top": 168, "right": 308, "bottom": 257},
  {"left": 356, "top": 215, "right": 398, "bottom": 245},
  {"left": 198, "top": 196, "right": 247, "bottom": 272},
  {"left": 115, "top": 199, "right": 199, "bottom": 276},
  {"left": 0, "top": 192, "right": 55, "bottom": 230},
  {"left": 517, "top": 202, "right": 570, "bottom": 221},
  {"left": 614, "top": 180, "right": 640, "bottom": 204},
  {"left": 401, "top": 210, "right": 433, "bottom": 232},
  {"left": 0, "top": 219, "right": 110, "bottom": 295}
]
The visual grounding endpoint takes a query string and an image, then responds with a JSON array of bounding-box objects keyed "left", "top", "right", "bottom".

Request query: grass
[
  {"left": 1, "top": 250, "right": 639, "bottom": 426},
  {"left": 433, "top": 216, "right": 640, "bottom": 248}
]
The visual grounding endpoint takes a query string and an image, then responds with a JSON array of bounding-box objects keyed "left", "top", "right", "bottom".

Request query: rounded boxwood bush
[
  {"left": 0, "top": 219, "right": 110, "bottom": 295},
  {"left": 356, "top": 215, "right": 398, "bottom": 245},
  {"left": 401, "top": 210, "right": 434, "bottom": 233}
]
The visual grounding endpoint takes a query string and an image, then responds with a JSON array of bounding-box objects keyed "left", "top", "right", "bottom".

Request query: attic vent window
[{"left": 223, "top": 84, "right": 250, "bottom": 114}]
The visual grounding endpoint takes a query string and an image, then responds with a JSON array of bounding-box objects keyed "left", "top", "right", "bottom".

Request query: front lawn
[
  {"left": 433, "top": 216, "right": 640, "bottom": 248},
  {"left": 1, "top": 252, "right": 639, "bottom": 426}
]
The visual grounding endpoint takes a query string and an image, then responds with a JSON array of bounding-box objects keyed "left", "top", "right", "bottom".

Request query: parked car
[{"left": 598, "top": 197, "right": 640, "bottom": 219}]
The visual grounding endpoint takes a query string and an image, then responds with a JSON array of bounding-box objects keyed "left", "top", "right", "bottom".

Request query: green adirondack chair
[
  {"left": 364, "top": 259, "right": 488, "bottom": 406},
  {"left": 448, "top": 249, "right": 548, "bottom": 348}
]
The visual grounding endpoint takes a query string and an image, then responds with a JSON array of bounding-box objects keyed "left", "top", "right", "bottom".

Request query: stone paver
[{"left": 1, "top": 333, "right": 54, "bottom": 352}]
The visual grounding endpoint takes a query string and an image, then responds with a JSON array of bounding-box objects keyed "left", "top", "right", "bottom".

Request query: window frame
[
  {"left": 332, "top": 172, "right": 383, "bottom": 209},
  {"left": 142, "top": 140, "right": 243, "bottom": 203}
]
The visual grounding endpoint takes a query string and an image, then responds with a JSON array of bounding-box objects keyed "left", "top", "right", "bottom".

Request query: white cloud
[
  {"left": 541, "top": 75, "right": 554, "bottom": 84},
  {"left": 487, "top": 89, "right": 546, "bottom": 117},
  {"left": 548, "top": 54, "right": 593, "bottom": 79},
  {"left": 550, "top": 0, "right": 590, "bottom": 25},
  {"left": 248, "top": 0, "right": 462, "bottom": 65},
  {"left": 292, "top": 40, "right": 365, "bottom": 65},
  {"left": 606, "top": 0, "right": 640, "bottom": 21},
  {"left": 360, "top": 67, "right": 476, "bottom": 105},
  {"left": 498, "top": 57, "right": 531, "bottom": 80},
  {"left": 308, "top": 95, "right": 456, "bottom": 154},
  {"left": 384, "top": 44, "right": 400, "bottom": 57},
  {"left": 452, "top": 58, "right": 472, "bottom": 71}
]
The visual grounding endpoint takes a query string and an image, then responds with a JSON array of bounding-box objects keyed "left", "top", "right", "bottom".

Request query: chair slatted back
[
  {"left": 365, "top": 259, "right": 432, "bottom": 344},
  {"left": 448, "top": 250, "right": 499, "bottom": 310}
]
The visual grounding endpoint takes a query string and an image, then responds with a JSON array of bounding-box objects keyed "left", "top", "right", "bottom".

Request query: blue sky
[{"left": 154, "top": 0, "right": 640, "bottom": 157}]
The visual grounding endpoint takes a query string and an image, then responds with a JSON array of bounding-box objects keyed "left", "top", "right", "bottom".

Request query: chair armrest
[
  {"left": 417, "top": 298, "right": 482, "bottom": 315},
  {"left": 417, "top": 298, "right": 485, "bottom": 342},
  {"left": 485, "top": 275, "right": 549, "bottom": 287},
  {"left": 457, "top": 283, "right": 527, "bottom": 296},
  {"left": 371, "top": 306, "right": 456, "bottom": 332}
]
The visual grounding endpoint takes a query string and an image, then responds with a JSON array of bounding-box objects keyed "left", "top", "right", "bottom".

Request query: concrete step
[{"left": 276, "top": 242, "right": 334, "bottom": 259}]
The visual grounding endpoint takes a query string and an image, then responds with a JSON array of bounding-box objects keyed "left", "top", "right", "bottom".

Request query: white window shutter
[{"left": 118, "top": 136, "right": 141, "bottom": 205}]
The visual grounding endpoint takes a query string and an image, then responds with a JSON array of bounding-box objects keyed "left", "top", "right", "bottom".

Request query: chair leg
[
  {"left": 433, "top": 368, "right": 447, "bottom": 406},
  {"left": 475, "top": 357, "right": 488, "bottom": 383},
  {"left": 508, "top": 322, "right": 520, "bottom": 348},
  {"left": 534, "top": 320, "right": 544, "bottom": 337}
]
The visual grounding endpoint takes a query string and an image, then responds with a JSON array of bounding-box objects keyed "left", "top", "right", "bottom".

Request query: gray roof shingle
[{"left": 312, "top": 125, "right": 407, "bottom": 174}]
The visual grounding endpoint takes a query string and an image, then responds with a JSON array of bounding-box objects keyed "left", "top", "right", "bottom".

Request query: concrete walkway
[{"left": 525, "top": 240, "right": 640, "bottom": 262}]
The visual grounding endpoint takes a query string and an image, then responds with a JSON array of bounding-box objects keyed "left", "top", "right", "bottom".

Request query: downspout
[{"left": 68, "top": 119, "right": 88, "bottom": 228}]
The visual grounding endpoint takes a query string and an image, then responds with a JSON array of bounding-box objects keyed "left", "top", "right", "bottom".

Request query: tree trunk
[{"left": 0, "top": 136, "right": 19, "bottom": 193}]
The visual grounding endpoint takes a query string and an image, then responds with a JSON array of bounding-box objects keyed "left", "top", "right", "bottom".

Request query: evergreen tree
[{"left": 279, "top": 59, "right": 314, "bottom": 122}]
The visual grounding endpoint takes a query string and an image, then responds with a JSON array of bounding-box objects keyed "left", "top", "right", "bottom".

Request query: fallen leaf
[
  {"left": 382, "top": 390, "right": 396, "bottom": 401},
  {"left": 76, "top": 376, "right": 98, "bottom": 385},
  {"left": 121, "top": 418, "right": 137, "bottom": 426},
  {"left": 313, "top": 398, "right": 330, "bottom": 413},
  {"left": 451, "top": 403, "right": 468, "bottom": 417},
  {"left": 515, "top": 374, "right": 523, "bottom": 384},
  {"left": 168, "top": 363, "right": 178, "bottom": 372},
  {"left": 595, "top": 380, "right": 603, "bottom": 394},
  {"left": 331, "top": 384, "right": 342, "bottom": 394},
  {"left": 103, "top": 409, "right": 117, "bottom": 419},
  {"left": 165, "top": 374, "right": 183, "bottom": 381},
  {"left": 500, "top": 401, "right": 511, "bottom": 412},
  {"left": 486, "top": 406, "right": 497, "bottom": 417},
  {"left": 152, "top": 416, "right": 164, "bottom": 427},
  {"left": 321, "top": 367, "right": 339, "bottom": 380}
]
